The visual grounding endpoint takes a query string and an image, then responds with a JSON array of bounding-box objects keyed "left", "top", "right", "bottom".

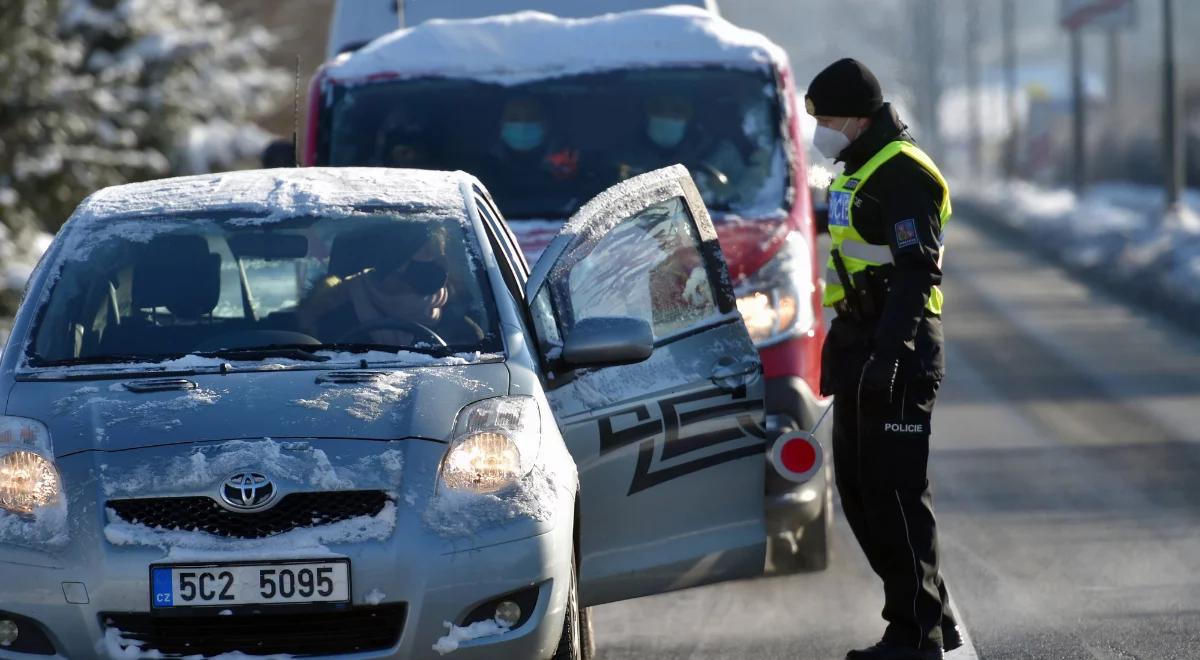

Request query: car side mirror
[{"left": 561, "top": 317, "right": 653, "bottom": 368}]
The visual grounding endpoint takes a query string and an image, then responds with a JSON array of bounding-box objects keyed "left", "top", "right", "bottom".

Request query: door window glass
[{"left": 557, "top": 196, "right": 717, "bottom": 339}]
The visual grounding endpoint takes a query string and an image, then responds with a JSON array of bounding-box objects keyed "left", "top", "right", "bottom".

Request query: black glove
[{"left": 860, "top": 353, "right": 899, "bottom": 400}]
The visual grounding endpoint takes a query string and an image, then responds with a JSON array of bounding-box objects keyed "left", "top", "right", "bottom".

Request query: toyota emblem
[{"left": 220, "top": 472, "right": 276, "bottom": 511}]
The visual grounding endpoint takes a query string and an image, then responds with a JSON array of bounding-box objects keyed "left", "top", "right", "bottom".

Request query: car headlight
[
  {"left": 0, "top": 417, "right": 61, "bottom": 516},
  {"left": 439, "top": 397, "right": 540, "bottom": 494},
  {"left": 735, "top": 232, "right": 816, "bottom": 347}
]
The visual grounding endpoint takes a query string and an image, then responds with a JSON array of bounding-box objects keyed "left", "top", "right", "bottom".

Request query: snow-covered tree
[{"left": 0, "top": 0, "right": 289, "bottom": 326}]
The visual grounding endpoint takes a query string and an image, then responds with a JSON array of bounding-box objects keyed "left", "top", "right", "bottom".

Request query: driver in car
[{"left": 296, "top": 226, "right": 482, "bottom": 347}]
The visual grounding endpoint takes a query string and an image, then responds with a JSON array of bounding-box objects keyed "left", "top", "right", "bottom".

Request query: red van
[{"left": 306, "top": 6, "right": 831, "bottom": 570}]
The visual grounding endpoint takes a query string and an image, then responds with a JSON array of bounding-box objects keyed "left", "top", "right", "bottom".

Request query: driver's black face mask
[{"left": 404, "top": 260, "right": 448, "bottom": 296}]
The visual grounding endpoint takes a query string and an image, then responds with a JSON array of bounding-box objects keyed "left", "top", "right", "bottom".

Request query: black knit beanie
[{"left": 805, "top": 58, "right": 884, "bottom": 118}]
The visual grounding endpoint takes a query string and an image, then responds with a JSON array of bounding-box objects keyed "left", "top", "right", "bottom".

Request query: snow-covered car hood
[{"left": 5, "top": 362, "right": 509, "bottom": 457}]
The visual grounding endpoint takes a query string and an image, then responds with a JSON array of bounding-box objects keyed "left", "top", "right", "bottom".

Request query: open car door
[{"left": 525, "top": 165, "right": 767, "bottom": 606}]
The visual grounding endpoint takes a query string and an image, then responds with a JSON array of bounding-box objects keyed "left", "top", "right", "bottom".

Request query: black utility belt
[{"left": 832, "top": 298, "right": 941, "bottom": 322}]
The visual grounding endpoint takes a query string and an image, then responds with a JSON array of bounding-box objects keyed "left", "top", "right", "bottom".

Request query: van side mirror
[
  {"left": 810, "top": 185, "right": 830, "bottom": 235},
  {"left": 561, "top": 317, "right": 653, "bottom": 368}
]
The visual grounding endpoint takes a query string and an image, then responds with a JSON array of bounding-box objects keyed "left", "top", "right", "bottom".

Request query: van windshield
[
  {"left": 319, "top": 67, "right": 788, "bottom": 218},
  {"left": 28, "top": 213, "right": 502, "bottom": 366}
]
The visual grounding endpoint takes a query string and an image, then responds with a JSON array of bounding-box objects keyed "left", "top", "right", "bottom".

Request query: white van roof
[
  {"left": 325, "top": 5, "right": 787, "bottom": 87},
  {"left": 326, "top": 1, "right": 718, "bottom": 61},
  {"left": 402, "top": 0, "right": 719, "bottom": 25}
]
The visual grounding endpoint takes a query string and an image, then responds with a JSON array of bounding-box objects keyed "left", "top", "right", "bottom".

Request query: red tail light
[{"left": 770, "top": 432, "right": 823, "bottom": 483}]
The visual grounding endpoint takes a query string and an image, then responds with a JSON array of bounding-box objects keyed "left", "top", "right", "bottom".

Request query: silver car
[{"left": 0, "top": 166, "right": 799, "bottom": 659}]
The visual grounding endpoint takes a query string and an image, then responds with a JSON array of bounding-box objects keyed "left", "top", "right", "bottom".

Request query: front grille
[
  {"left": 101, "top": 606, "right": 405, "bottom": 657},
  {"left": 107, "top": 491, "right": 389, "bottom": 539}
]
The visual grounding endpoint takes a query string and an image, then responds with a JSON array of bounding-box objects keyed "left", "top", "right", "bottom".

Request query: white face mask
[{"left": 813, "top": 118, "right": 854, "bottom": 159}]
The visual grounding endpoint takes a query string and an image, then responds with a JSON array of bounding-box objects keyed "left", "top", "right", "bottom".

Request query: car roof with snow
[
  {"left": 324, "top": 5, "right": 789, "bottom": 87},
  {"left": 71, "top": 168, "right": 478, "bottom": 223}
]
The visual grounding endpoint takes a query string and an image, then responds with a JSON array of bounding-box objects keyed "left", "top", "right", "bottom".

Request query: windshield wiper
[
  {"left": 196, "top": 346, "right": 332, "bottom": 363},
  {"left": 28, "top": 354, "right": 177, "bottom": 367}
]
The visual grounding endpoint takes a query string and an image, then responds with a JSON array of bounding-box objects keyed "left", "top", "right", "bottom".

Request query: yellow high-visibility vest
[{"left": 822, "top": 140, "right": 952, "bottom": 315}]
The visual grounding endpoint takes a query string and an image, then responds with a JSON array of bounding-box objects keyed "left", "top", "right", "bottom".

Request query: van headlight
[
  {"left": 440, "top": 397, "right": 540, "bottom": 494},
  {"left": 735, "top": 232, "right": 816, "bottom": 347},
  {"left": 0, "top": 418, "right": 61, "bottom": 516}
]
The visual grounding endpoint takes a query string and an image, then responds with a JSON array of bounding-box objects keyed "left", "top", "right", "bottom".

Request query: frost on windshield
[{"left": 25, "top": 169, "right": 504, "bottom": 371}]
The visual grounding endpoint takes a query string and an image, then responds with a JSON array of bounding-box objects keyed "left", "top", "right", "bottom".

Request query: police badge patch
[{"left": 895, "top": 218, "right": 919, "bottom": 248}]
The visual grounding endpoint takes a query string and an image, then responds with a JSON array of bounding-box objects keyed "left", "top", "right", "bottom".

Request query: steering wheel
[{"left": 336, "top": 318, "right": 448, "bottom": 347}]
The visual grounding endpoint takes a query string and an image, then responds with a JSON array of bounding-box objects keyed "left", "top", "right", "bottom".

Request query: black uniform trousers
[{"left": 832, "top": 376, "right": 955, "bottom": 651}]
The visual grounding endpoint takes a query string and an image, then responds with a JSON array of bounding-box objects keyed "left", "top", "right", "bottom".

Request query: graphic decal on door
[{"left": 597, "top": 385, "right": 765, "bottom": 495}]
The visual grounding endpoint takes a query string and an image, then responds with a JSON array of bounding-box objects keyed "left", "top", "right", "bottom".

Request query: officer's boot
[
  {"left": 941, "top": 622, "right": 963, "bottom": 652},
  {"left": 845, "top": 641, "right": 943, "bottom": 660}
]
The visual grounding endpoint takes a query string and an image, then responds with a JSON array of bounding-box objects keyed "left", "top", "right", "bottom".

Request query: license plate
[{"left": 150, "top": 560, "right": 350, "bottom": 609}]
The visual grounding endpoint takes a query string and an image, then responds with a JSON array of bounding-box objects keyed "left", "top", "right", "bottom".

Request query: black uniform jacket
[{"left": 820, "top": 103, "right": 947, "bottom": 395}]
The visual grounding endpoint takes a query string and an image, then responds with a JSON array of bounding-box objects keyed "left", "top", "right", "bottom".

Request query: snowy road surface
[{"left": 591, "top": 218, "right": 1200, "bottom": 659}]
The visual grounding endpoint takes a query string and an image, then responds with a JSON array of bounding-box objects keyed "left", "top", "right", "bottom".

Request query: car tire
[
  {"left": 581, "top": 604, "right": 596, "bottom": 658},
  {"left": 552, "top": 551, "right": 587, "bottom": 660}
]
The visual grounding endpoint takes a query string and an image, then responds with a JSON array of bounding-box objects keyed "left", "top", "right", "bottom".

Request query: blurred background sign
[{"left": 1060, "top": 0, "right": 1137, "bottom": 31}]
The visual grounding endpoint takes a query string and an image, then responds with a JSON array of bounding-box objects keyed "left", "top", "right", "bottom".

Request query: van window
[{"left": 320, "top": 67, "right": 787, "bottom": 219}]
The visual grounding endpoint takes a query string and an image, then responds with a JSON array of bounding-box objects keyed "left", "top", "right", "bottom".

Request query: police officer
[{"left": 806, "top": 58, "right": 961, "bottom": 660}]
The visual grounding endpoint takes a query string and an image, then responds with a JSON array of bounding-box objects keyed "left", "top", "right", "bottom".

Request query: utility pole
[
  {"left": 1162, "top": 0, "right": 1182, "bottom": 211},
  {"left": 910, "top": 0, "right": 944, "bottom": 161},
  {"left": 1002, "top": 0, "right": 1019, "bottom": 179},
  {"left": 1070, "top": 27, "right": 1087, "bottom": 194},
  {"left": 1106, "top": 30, "right": 1121, "bottom": 128},
  {"left": 965, "top": 0, "right": 983, "bottom": 176}
]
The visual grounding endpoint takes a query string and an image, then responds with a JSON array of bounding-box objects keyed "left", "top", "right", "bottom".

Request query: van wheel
[{"left": 552, "top": 552, "right": 587, "bottom": 659}]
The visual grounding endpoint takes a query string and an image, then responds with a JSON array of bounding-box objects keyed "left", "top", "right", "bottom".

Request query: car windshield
[
  {"left": 318, "top": 67, "right": 788, "bottom": 218},
  {"left": 27, "top": 211, "right": 502, "bottom": 366}
]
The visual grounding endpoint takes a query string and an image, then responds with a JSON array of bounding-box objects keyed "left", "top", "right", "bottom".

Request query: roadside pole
[
  {"left": 1002, "top": 0, "right": 1019, "bottom": 180},
  {"left": 1060, "top": 0, "right": 1138, "bottom": 197},
  {"left": 1106, "top": 29, "right": 1121, "bottom": 128},
  {"left": 1162, "top": 0, "right": 1182, "bottom": 211},
  {"left": 965, "top": 0, "right": 983, "bottom": 177},
  {"left": 1070, "top": 26, "right": 1086, "bottom": 194}
]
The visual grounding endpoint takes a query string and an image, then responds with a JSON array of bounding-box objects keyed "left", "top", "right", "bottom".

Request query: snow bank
[
  {"left": 178, "top": 119, "right": 275, "bottom": 175},
  {"left": 958, "top": 180, "right": 1200, "bottom": 313},
  {"left": 432, "top": 619, "right": 510, "bottom": 655},
  {"left": 327, "top": 5, "right": 787, "bottom": 87}
]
